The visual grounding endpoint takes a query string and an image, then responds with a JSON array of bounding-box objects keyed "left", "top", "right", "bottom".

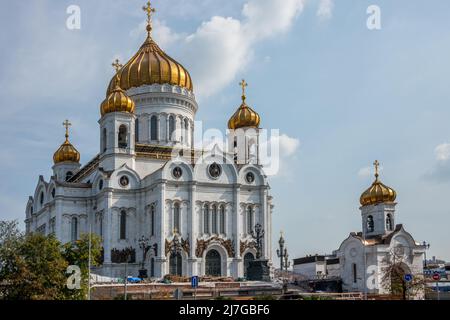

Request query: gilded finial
[
  {"left": 143, "top": 1, "right": 156, "bottom": 37},
  {"left": 111, "top": 59, "right": 123, "bottom": 87},
  {"left": 62, "top": 119, "right": 72, "bottom": 141},
  {"left": 239, "top": 79, "right": 248, "bottom": 104},
  {"left": 373, "top": 160, "right": 380, "bottom": 180}
]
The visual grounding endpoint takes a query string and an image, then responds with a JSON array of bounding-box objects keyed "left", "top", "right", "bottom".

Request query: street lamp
[
  {"left": 250, "top": 224, "right": 264, "bottom": 259},
  {"left": 422, "top": 241, "right": 430, "bottom": 269}
]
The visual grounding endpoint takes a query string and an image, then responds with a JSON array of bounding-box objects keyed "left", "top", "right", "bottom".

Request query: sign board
[
  {"left": 432, "top": 273, "right": 441, "bottom": 281},
  {"left": 404, "top": 274, "right": 413, "bottom": 283},
  {"left": 191, "top": 276, "right": 199, "bottom": 289}
]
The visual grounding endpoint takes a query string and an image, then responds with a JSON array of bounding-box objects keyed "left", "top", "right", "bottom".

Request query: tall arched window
[
  {"left": 203, "top": 205, "right": 210, "bottom": 234},
  {"left": 211, "top": 205, "right": 217, "bottom": 234},
  {"left": 150, "top": 115, "right": 158, "bottom": 141},
  {"left": 120, "top": 210, "right": 127, "bottom": 240},
  {"left": 150, "top": 205, "right": 155, "bottom": 237},
  {"left": 118, "top": 125, "right": 128, "bottom": 148},
  {"left": 71, "top": 217, "right": 78, "bottom": 243},
  {"left": 150, "top": 257, "right": 155, "bottom": 277},
  {"left": 247, "top": 206, "right": 254, "bottom": 234},
  {"left": 367, "top": 215, "right": 374, "bottom": 233},
  {"left": 135, "top": 118, "right": 139, "bottom": 142},
  {"left": 183, "top": 119, "right": 189, "bottom": 144},
  {"left": 40, "top": 192, "right": 44, "bottom": 206},
  {"left": 352, "top": 263, "right": 357, "bottom": 283},
  {"left": 66, "top": 171, "right": 74, "bottom": 182},
  {"left": 102, "top": 128, "right": 107, "bottom": 152},
  {"left": 219, "top": 206, "right": 225, "bottom": 234},
  {"left": 99, "top": 214, "right": 103, "bottom": 238},
  {"left": 169, "top": 116, "right": 175, "bottom": 141},
  {"left": 174, "top": 203, "right": 181, "bottom": 233},
  {"left": 386, "top": 214, "right": 393, "bottom": 231}
]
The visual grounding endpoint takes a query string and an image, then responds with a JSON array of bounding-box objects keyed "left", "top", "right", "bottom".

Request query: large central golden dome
[{"left": 106, "top": 36, "right": 193, "bottom": 95}]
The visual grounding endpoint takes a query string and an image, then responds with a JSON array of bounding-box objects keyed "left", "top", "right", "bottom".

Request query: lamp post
[
  {"left": 422, "top": 241, "right": 430, "bottom": 269},
  {"left": 277, "top": 232, "right": 290, "bottom": 293},
  {"left": 138, "top": 236, "right": 151, "bottom": 279},
  {"left": 250, "top": 223, "right": 265, "bottom": 259}
]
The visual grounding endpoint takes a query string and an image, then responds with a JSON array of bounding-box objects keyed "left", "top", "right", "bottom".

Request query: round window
[
  {"left": 173, "top": 167, "right": 183, "bottom": 179},
  {"left": 119, "top": 176, "right": 129, "bottom": 187},
  {"left": 246, "top": 172, "right": 255, "bottom": 183},
  {"left": 208, "top": 163, "right": 222, "bottom": 179}
]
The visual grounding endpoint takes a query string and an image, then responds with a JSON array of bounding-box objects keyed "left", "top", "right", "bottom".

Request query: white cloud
[
  {"left": 317, "top": 0, "right": 334, "bottom": 20},
  {"left": 149, "top": 0, "right": 308, "bottom": 98},
  {"left": 435, "top": 143, "right": 450, "bottom": 161},
  {"left": 278, "top": 134, "right": 301, "bottom": 157}
]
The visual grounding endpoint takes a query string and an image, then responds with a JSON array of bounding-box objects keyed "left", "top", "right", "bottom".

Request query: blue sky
[{"left": 1, "top": 0, "right": 449, "bottom": 262}]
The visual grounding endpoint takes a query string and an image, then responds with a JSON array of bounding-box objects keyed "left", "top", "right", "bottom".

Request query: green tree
[
  {"left": 62, "top": 233, "right": 102, "bottom": 299},
  {"left": 0, "top": 229, "right": 68, "bottom": 300}
]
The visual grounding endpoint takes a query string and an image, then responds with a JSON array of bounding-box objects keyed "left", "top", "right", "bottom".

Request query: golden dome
[
  {"left": 360, "top": 160, "right": 397, "bottom": 206},
  {"left": 53, "top": 120, "right": 80, "bottom": 164},
  {"left": 106, "top": 6, "right": 193, "bottom": 95},
  {"left": 228, "top": 80, "right": 261, "bottom": 130},
  {"left": 101, "top": 68, "right": 136, "bottom": 116}
]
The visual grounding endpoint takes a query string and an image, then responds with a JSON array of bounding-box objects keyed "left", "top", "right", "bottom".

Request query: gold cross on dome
[
  {"left": 112, "top": 59, "right": 123, "bottom": 74},
  {"left": 62, "top": 119, "right": 72, "bottom": 140},
  {"left": 239, "top": 79, "right": 248, "bottom": 97},
  {"left": 373, "top": 160, "right": 380, "bottom": 178},
  {"left": 143, "top": 1, "right": 156, "bottom": 34}
]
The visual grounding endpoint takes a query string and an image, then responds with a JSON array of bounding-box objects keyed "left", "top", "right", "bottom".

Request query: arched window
[
  {"left": 367, "top": 215, "right": 374, "bottom": 233},
  {"left": 203, "top": 205, "right": 210, "bottom": 234},
  {"left": 71, "top": 217, "right": 78, "bottom": 243},
  {"left": 135, "top": 118, "right": 139, "bottom": 142},
  {"left": 99, "top": 214, "right": 103, "bottom": 238},
  {"left": 118, "top": 125, "right": 128, "bottom": 148},
  {"left": 352, "top": 263, "right": 357, "bottom": 283},
  {"left": 183, "top": 119, "right": 189, "bottom": 144},
  {"left": 244, "top": 252, "right": 255, "bottom": 278},
  {"left": 66, "top": 171, "right": 74, "bottom": 181},
  {"left": 247, "top": 206, "right": 254, "bottom": 234},
  {"left": 219, "top": 206, "right": 225, "bottom": 234},
  {"left": 51, "top": 188, "right": 55, "bottom": 199},
  {"left": 150, "top": 205, "right": 155, "bottom": 237},
  {"left": 40, "top": 192, "right": 44, "bottom": 206},
  {"left": 150, "top": 115, "right": 158, "bottom": 141},
  {"left": 30, "top": 206, "right": 33, "bottom": 215},
  {"left": 120, "top": 210, "right": 127, "bottom": 240},
  {"left": 174, "top": 203, "right": 181, "bottom": 233},
  {"left": 169, "top": 116, "right": 175, "bottom": 141},
  {"left": 211, "top": 205, "right": 217, "bottom": 234},
  {"left": 386, "top": 214, "right": 393, "bottom": 231},
  {"left": 102, "top": 128, "right": 107, "bottom": 152}
]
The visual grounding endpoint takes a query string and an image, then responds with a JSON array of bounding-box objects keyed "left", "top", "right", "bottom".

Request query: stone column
[{"left": 157, "top": 182, "right": 167, "bottom": 277}]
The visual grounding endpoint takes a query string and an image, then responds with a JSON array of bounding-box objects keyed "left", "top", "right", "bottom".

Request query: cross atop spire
[
  {"left": 373, "top": 160, "right": 380, "bottom": 179},
  {"left": 143, "top": 1, "right": 156, "bottom": 36},
  {"left": 112, "top": 59, "right": 123, "bottom": 73},
  {"left": 239, "top": 79, "right": 248, "bottom": 103},
  {"left": 62, "top": 119, "right": 72, "bottom": 141}
]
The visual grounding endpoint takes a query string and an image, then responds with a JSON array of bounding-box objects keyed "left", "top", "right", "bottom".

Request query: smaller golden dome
[
  {"left": 53, "top": 120, "right": 80, "bottom": 164},
  {"left": 101, "top": 61, "right": 136, "bottom": 116},
  {"left": 228, "top": 80, "right": 261, "bottom": 130},
  {"left": 360, "top": 160, "right": 397, "bottom": 206}
]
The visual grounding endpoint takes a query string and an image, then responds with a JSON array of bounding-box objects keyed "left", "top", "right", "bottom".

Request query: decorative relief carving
[
  {"left": 240, "top": 240, "right": 256, "bottom": 256},
  {"left": 165, "top": 237, "right": 190, "bottom": 256},
  {"left": 111, "top": 247, "right": 136, "bottom": 263},
  {"left": 195, "top": 236, "right": 235, "bottom": 258}
]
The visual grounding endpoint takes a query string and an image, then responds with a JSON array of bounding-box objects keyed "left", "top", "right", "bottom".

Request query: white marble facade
[{"left": 25, "top": 85, "right": 273, "bottom": 279}]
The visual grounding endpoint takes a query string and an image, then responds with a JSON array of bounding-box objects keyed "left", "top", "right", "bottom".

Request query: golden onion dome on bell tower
[
  {"left": 106, "top": 1, "right": 193, "bottom": 95},
  {"left": 228, "top": 79, "right": 261, "bottom": 130},
  {"left": 100, "top": 60, "right": 136, "bottom": 116},
  {"left": 360, "top": 160, "right": 397, "bottom": 206},
  {"left": 53, "top": 120, "right": 80, "bottom": 164}
]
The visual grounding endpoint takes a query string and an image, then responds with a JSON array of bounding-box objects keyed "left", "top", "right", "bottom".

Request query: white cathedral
[{"left": 25, "top": 3, "right": 273, "bottom": 279}]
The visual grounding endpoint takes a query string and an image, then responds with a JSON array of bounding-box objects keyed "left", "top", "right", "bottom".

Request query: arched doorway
[
  {"left": 169, "top": 252, "right": 182, "bottom": 276},
  {"left": 244, "top": 252, "right": 255, "bottom": 278},
  {"left": 205, "top": 250, "right": 221, "bottom": 276}
]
